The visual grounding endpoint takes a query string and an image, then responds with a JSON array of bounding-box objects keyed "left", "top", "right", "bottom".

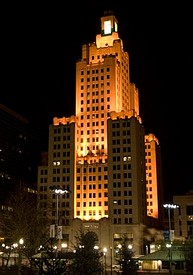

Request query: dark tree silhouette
[
  {"left": 116, "top": 234, "right": 137, "bottom": 275},
  {"left": 69, "top": 229, "right": 103, "bottom": 275},
  {"left": 0, "top": 184, "right": 49, "bottom": 269}
]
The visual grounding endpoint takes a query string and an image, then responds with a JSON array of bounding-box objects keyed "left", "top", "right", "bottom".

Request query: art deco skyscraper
[{"left": 38, "top": 11, "right": 163, "bottom": 258}]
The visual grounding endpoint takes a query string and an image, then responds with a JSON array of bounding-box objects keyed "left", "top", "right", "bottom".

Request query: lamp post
[
  {"left": 163, "top": 203, "right": 179, "bottom": 274},
  {"left": 18, "top": 238, "right": 24, "bottom": 275},
  {"left": 166, "top": 243, "right": 172, "bottom": 273},
  {"left": 50, "top": 186, "right": 70, "bottom": 239},
  {"left": 118, "top": 244, "right": 122, "bottom": 271},
  {"left": 110, "top": 247, "right": 113, "bottom": 275},
  {"left": 103, "top": 247, "right": 107, "bottom": 275}
]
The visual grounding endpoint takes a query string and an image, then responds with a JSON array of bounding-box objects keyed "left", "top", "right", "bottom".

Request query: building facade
[
  {"left": 173, "top": 190, "right": 193, "bottom": 240},
  {"left": 0, "top": 103, "right": 40, "bottom": 208},
  {"left": 37, "top": 11, "right": 164, "bottom": 263}
]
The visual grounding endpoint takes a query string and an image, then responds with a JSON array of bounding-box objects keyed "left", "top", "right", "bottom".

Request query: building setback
[{"left": 37, "top": 11, "right": 164, "bottom": 263}]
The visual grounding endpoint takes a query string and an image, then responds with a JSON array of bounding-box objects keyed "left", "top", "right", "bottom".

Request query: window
[{"left": 187, "top": 205, "right": 193, "bottom": 215}]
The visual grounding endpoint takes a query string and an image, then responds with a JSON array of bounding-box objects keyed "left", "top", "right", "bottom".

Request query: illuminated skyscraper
[{"left": 38, "top": 11, "right": 163, "bottom": 260}]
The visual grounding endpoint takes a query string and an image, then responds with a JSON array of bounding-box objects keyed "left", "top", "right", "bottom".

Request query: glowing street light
[
  {"left": 50, "top": 186, "right": 71, "bottom": 239},
  {"left": 128, "top": 244, "right": 132, "bottom": 250},
  {"left": 103, "top": 247, "right": 107, "bottom": 275},
  {"left": 163, "top": 203, "right": 179, "bottom": 273},
  {"left": 18, "top": 238, "right": 24, "bottom": 275},
  {"left": 163, "top": 203, "right": 179, "bottom": 241}
]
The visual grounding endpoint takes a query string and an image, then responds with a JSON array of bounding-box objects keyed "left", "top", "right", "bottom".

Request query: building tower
[
  {"left": 38, "top": 11, "right": 163, "bottom": 260},
  {"left": 145, "top": 133, "right": 164, "bottom": 225}
]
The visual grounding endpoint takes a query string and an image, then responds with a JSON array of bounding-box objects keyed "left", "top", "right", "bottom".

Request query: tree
[
  {"left": 31, "top": 237, "right": 72, "bottom": 275},
  {"left": 116, "top": 235, "right": 137, "bottom": 275},
  {"left": 0, "top": 184, "right": 49, "bottom": 268},
  {"left": 185, "top": 240, "right": 193, "bottom": 274},
  {"left": 69, "top": 229, "right": 103, "bottom": 275}
]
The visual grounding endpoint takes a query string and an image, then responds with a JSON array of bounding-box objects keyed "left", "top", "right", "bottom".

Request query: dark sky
[{"left": 1, "top": 1, "right": 192, "bottom": 201}]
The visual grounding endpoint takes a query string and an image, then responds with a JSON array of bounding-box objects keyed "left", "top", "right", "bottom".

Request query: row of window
[
  {"left": 78, "top": 164, "right": 132, "bottom": 173},
  {"left": 112, "top": 122, "right": 130, "bottom": 128},
  {"left": 80, "top": 121, "right": 105, "bottom": 127},
  {"left": 80, "top": 82, "right": 110, "bottom": 90},
  {"left": 112, "top": 131, "right": 130, "bottom": 137},
  {"left": 80, "top": 89, "right": 110, "bottom": 97},
  {"left": 77, "top": 166, "right": 108, "bottom": 173},
  {"left": 80, "top": 137, "right": 104, "bottom": 143},
  {"left": 112, "top": 147, "right": 131, "bottom": 153},
  {"left": 80, "top": 105, "right": 110, "bottom": 112},
  {"left": 77, "top": 183, "right": 108, "bottom": 189},
  {"left": 53, "top": 144, "right": 70, "bottom": 150},
  {"left": 80, "top": 75, "right": 111, "bottom": 83},
  {"left": 113, "top": 191, "right": 132, "bottom": 196},
  {"left": 80, "top": 68, "right": 110, "bottom": 75},
  {"left": 112, "top": 164, "right": 131, "bottom": 170},
  {"left": 113, "top": 182, "right": 132, "bottom": 188},
  {"left": 53, "top": 152, "right": 70, "bottom": 158},
  {"left": 76, "top": 193, "right": 108, "bottom": 198},
  {"left": 77, "top": 175, "right": 108, "bottom": 182},
  {"left": 113, "top": 200, "right": 133, "bottom": 205},
  {"left": 52, "top": 160, "right": 70, "bottom": 166},
  {"left": 77, "top": 201, "right": 107, "bottom": 207},
  {"left": 53, "top": 136, "right": 71, "bottom": 142},
  {"left": 52, "top": 168, "right": 71, "bottom": 174},
  {"left": 80, "top": 129, "right": 105, "bottom": 135},
  {"left": 113, "top": 208, "right": 132, "bottom": 214},
  {"left": 114, "top": 218, "right": 133, "bottom": 224},
  {"left": 77, "top": 159, "right": 107, "bottom": 164},
  {"left": 53, "top": 127, "right": 70, "bottom": 134},
  {"left": 76, "top": 210, "right": 108, "bottom": 216},
  {"left": 39, "top": 182, "right": 134, "bottom": 191},
  {"left": 80, "top": 113, "right": 105, "bottom": 119},
  {"left": 112, "top": 139, "right": 131, "bottom": 145},
  {"left": 52, "top": 176, "right": 70, "bottom": 182},
  {"left": 112, "top": 173, "right": 132, "bottom": 179},
  {"left": 80, "top": 97, "right": 110, "bottom": 104}
]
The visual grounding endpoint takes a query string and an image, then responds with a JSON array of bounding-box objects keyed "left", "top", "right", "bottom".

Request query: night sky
[{"left": 1, "top": 1, "right": 192, "bottom": 201}]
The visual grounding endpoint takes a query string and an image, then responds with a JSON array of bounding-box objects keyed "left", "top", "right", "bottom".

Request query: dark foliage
[
  {"left": 116, "top": 235, "right": 137, "bottom": 275},
  {"left": 69, "top": 230, "right": 103, "bottom": 275}
]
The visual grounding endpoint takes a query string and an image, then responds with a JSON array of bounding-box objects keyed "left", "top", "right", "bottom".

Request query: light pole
[
  {"left": 110, "top": 247, "right": 113, "bottom": 275},
  {"left": 103, "top": 247, "right": 107, "bottom": 275},
  {"left": 50, "top": 186, "right": 70, "bottom": 239},
  {"left": 118, "top": 244, "right": 122, "bottom": 271},
  {"left": 18, "top": 238, "right": 24, "bottom": 275},
  {"left": 163, "top": 203, "right": 179, "bottom": 274}
]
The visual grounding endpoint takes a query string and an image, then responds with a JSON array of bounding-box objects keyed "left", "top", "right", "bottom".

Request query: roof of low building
[{"left": 138, "top": 250, "right": 185, "bottom": 261}]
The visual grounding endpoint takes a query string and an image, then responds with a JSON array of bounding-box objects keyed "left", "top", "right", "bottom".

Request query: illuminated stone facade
[{"left": 37, "top": 11, "right": 163, "bottom": 263}]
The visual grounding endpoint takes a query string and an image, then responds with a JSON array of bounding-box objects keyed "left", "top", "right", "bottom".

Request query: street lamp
[
  {"left": 128, "top": 244, "right": 132, "bottom": 250},
  {"left": 18, "top": 238, "right": 24, "bottom": 275},
  {"left": 163, "top": 203, "right": 179, "bottom": 242},
  {"left": 50, "top": 186, "right": 70, "bottom": 239},
  {"left": 118, "top": 244, "right": 122, "bottom": 270},
  {"left": 163, "top": 203, "right": 179, "bottom": 273},
  {"left": 110, "top": 247, "right": 113, "bottom": 275},
  {"left": 61, "top": 242, "right": 67, "bottom": 255},
  {"left": 103, "top": 247, "right": 107, "bottom": 275}
]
